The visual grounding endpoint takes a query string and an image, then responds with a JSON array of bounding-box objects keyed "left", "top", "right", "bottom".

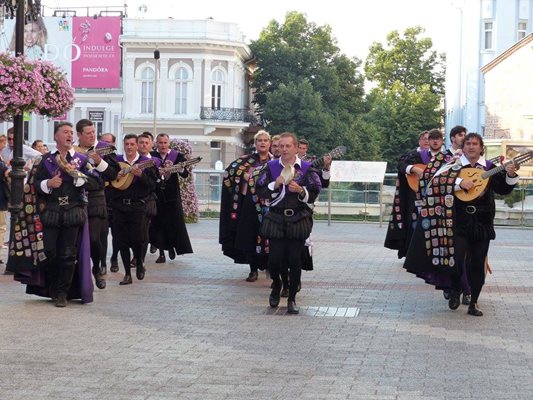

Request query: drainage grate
[{"left": 264, "top": 306, "right": 360, "bottom": 317}]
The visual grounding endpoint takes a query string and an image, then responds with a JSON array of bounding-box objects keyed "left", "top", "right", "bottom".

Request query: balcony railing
[{"left": 200, "top": 107, "right": 255, "bottom": 122}]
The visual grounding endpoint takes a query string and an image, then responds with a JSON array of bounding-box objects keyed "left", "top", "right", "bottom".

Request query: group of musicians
[
  {"left": 219, "top": 130, "right": 331, "bottom": 313},
  {"left": 6, "top": 120, "right": 193, "bottom": 307},
  {"left": 385, "top": 126, "right": 519, "bottom": 316}
]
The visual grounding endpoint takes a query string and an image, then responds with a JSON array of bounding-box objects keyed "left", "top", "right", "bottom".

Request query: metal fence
[{"left": 193, "top": 170, "right": 533, "bottom": 226}]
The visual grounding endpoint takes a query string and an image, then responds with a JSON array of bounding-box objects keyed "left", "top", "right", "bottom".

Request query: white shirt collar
[
  {"left": 279, "top": 156, "right": 302, "bottom": 168},
  {"left": 460, "top": 154, "right": 486, "bottom": 167},
  {"left": 126, "top": 152, "right": 140, "bottom": 164}
]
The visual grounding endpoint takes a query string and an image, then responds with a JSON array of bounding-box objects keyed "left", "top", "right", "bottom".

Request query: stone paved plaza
[{"left": 1, "top": 219, "right": 533, "bottom": 400}]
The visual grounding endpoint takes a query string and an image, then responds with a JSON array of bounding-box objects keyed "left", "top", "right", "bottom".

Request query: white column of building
[
  {"left": 159, "top": 58, "right": 169, "bottom": 116},
  {"left": 227, "top": 61, "right": 235, "bottom": 109},
  {"left": 124, "top": 56, "right": 136, "bottom": 118},
  {"left": 192, "top": 58, "right": 203, "bottom": 119},
  {"left": 204, "top": 59, "right": 212, "bottom": 110}
]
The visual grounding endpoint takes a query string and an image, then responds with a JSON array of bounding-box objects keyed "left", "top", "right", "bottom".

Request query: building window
[
  {"left": 140, "top": 67, "right": 154, "bottom": 114},
  {"left": 484, "top": 21, "right": 493, "bottom": 50},
  {"left": 518, "top": 21, "right": 527, "bottom": 41},
  {"left": 211, "top": 69, "right": 224, "bottom": 110},
  {"left": 210, "top": 141, "right": 221, "bottom": 168},
  {"left": 175, "top": 67, "right": 188, "bottom": 115}
]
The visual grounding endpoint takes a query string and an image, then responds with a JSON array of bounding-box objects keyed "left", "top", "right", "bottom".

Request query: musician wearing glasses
[
  {"left": 33, "top": 122, "right": 101, "bottom": 307},
  {"left": 107, "top": 134, "right": 158, "bottom": 286},
  {"left": 256, "top": 132, "right": 322, "bottom": 314},
  {"left": 75, "top": 119, "right": 120, "bottom": 290}
]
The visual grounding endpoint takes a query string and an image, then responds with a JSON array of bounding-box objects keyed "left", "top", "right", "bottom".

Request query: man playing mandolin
[{"left": 108, "top": 134, "right": 158, "bottom": 285}]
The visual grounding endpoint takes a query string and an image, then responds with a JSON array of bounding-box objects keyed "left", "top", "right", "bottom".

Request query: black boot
[
  {"left": 468, "top": 303, "right": 483, "bottom": 316},
  {"left": 448, "top": 290, "right": 460, "bottom": 310},
  {"left": 269, "top": 281, "right": 281, "bottom": 307},
  {"left": 287, "top": 299, "right": 299, "bottom": 314}
]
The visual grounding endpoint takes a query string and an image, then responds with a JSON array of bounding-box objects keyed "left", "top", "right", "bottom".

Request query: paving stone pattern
[{"left": 1, "top": 220, "right": 533, "bottom": 400}]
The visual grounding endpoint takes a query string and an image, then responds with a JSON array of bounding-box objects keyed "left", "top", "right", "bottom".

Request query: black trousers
[
  {"left": 268, "top": 238, "right": 305, "bottom": 301},
  {"left": 452, "top": 236, "right": 490, "bottom": 304},
  {"left": 43, "top": 225, "right": 80, "bottom": 296},
  {"left": 88, "top": 216, "right": 108, "bottom": 273}
]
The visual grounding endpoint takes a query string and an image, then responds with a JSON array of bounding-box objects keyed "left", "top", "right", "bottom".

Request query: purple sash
[
  {"left": 267, "top": 159, "right": 311, "bottom": 186},
  {"left": 419, "top": 150, "right": 431, "bottom": 165},
  {"left": 154, "top": 149, "right": 179, "bottom": 168},
  {"left": 43, "top": 152, "right": 88, "bottom": 182}
]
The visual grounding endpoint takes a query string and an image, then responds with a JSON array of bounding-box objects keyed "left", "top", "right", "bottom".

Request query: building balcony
[{"left": 200, "top": 107, "right": 256, "bottom": 123}]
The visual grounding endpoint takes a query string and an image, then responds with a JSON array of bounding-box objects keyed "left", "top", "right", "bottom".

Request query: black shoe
[
  {"left": 110, "top": 259, "right": 119, "bottom": 273},
  {"left": 269, "top": 284, "right": 281, "bottom": 308},
  {"left": 168, "top": 248, "right": 176, "bottom": 260},
  {"left": 468, "top": 303, "right": 483, "bottom": 316},
  {"left": 136, "top": 264, "right": 145, "bottom": 280},
  {"left": 119, "top": 275, "right": 132, "bottom": 285},
  {"left": 155, "top": 255, "right": 166, "bottom": 263},
  {"left": 150, "top": 244, "right": 157, "bottom": 254},
  {"left": 287, "top": 300, "right": 299, "bottom": 314},
  {"left": 94, "top": 275, "right": 106, "bottom": 290},
  {"left": 448, "top": 291, "right": 460, "bottom": 310},
  {"left": 245, "top": 271, "right": 258, "bottom": 282},
  {"left": 55, "top": 294, "right": 67, "bottom": 308},
  {"left": 280, "top": 287, "right": 289, "bottom": 298},
  {"left": 443, "top": 290, "right": 450, "bottom": 300},
  {"left": 462, "top": 293, "right": 471, "bottom": 305}
]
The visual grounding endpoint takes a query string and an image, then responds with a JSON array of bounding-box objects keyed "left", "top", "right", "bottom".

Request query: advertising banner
[
  {"left": 1, "top": 16, "right": 121, "bottom": 89},
  {"left": 71, "top": 16, "right": 122, "bottom": 88}
]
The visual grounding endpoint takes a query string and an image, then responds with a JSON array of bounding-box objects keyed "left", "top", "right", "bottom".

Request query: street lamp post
[
  {"left": 153, "top": 49, "right": 160, "bottom": 137},
  {"left": 1, "top": 0, "right": 42, "bottom": 217}
]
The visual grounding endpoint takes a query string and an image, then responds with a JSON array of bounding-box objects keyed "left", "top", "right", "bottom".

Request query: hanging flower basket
[
  {"left": 0, "top": 52, "right": 74, "bottom": 122},
  {"left": 169, "top": 138, "right": 200, "bottom": 223}
]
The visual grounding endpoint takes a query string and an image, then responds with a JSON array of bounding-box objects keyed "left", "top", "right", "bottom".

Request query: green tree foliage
[
  {"left": 364, "top": 26, "right": 445, "bottom": 169},
  {"left": 250, "top": 11, "right": 369, "bottom": 157}
]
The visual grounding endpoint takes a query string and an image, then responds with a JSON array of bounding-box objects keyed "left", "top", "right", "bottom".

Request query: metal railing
[
  {"left": 200, "top": 107, "right": 255, "bottom": 122},
  {"left": 192, "top": 170, "right": 533, "bottom": 226}
]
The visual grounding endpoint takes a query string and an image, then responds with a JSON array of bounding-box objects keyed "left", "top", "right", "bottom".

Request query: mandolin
[
  {"left": 110, "top": 159, "right": 155, "bottom": 190},
  {"left": 406, "top": 155, "right": 504, "bottom": 193},
  {"left": 455, "top": 152, "right": 532, "bottom": 202},
  {"left": 159, "top": 156, "right": 202, "bottom": 175}
]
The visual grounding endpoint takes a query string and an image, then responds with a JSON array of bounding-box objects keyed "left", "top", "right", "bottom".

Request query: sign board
[
  {"left": 88, "top": 111, "right": 105, "bottom": 121},
  {"left": 330, "top": 161, "right": 387, "bottom": 183}
]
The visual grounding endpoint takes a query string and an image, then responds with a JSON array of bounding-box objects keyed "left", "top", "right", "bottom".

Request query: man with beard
[
  {"left": 219, "top": 130, "right": 272, "bottom": 282},
  {"left": 404, "top": 133, "right": 518, "bottom": 316},
  {"left": 75, "top": 119, "right": 119, "bottom": 290},
  {"left": 271, "top": 135, "right": 281, "bottom": 159},
  {"left": 150, "top": 133, "right": 193, "bottom": 263}
]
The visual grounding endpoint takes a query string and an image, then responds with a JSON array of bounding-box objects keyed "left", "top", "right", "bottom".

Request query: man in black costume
[
  {"left": 34, "top": 122, "right": 100, "bottom": 307},
  {"left": 219, "top": 130, "right": 272, "bottom": 282},
  {"left": 256, "top": 132, "right": 322, "bottom": 314},
  {"left": 108, "top": 134, "right": 158, "bottom": 285},
  {"left": 403, "top": 133, "right": 518, "bottom": 316},
  {"left": 150, "top": 133, "right": 193, "bottom": 263},
  {"left": 75, "top": 119, "right": 119, "bottom": 290}
]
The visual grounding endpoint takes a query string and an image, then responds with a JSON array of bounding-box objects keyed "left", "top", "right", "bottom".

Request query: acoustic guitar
[
  {"left": 455, "top": 151, "right": 532, "bottom": 202},
  {"left": 311, "top": 145, "right": 346, "bottom": 169},
  {"left": 110, "top": 159, "right": 155, "bottom": 190},
  {"left": 406, "top": 155, "right": 504, "bottom": 193}
]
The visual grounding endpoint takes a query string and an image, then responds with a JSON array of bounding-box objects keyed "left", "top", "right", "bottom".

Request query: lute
[
  {"left": 455, "top": 152, "right": 531, "bottom": 202},
  {"left": 159, "top": 156, "right": 202, "bottom": 175},
  {"left": 110, "top": 159, "right": 155, "bottom": 190}
]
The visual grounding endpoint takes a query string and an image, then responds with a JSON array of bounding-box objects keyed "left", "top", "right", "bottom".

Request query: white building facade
[
  {"left": 120, "top": 18, "right": 255, "bottom": 167},
  {"left": 445, "top": 0, "right": 533, "bottom": 138}
]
